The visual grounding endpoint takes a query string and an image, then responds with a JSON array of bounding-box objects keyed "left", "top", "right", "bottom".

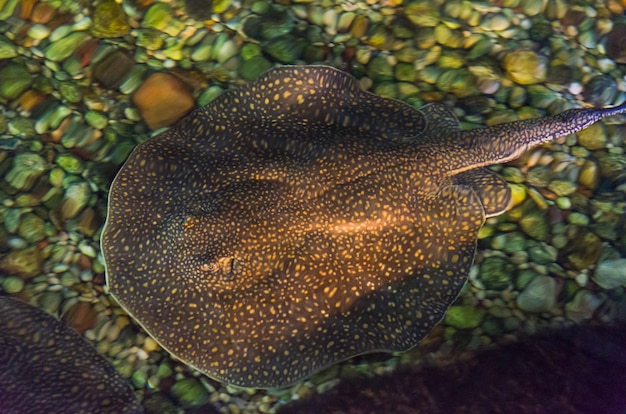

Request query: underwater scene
[{"left": 1, "top": 0, "right": 626, "bottom": 412}]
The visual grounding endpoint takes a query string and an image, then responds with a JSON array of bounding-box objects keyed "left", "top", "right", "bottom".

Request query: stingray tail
[{"left": 448, "top": 101, "right": 626, "bottom": 175}]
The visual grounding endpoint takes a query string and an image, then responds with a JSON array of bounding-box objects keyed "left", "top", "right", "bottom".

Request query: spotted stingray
[
  {"left": 102, "top": 65, "right": 626, "bottom": 388},
  {"left": 0, "top": 296, "right": 142, "bottom": 413}
]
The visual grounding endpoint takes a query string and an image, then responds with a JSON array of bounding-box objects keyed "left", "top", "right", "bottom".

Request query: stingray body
[
  {"left": 0, "top": 296, "right": 142, "bottom": 413},
  {"left": 102, "top": 65, "right": 626, "bottom": 388}
]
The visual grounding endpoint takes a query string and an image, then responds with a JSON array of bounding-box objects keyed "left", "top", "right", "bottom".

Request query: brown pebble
[
  {"left": 62, "top": 301, "right": 99, "bottom": 335},
  {"left": 76, "top": 38, "right": 100, "bottom": 67},
  {"left": 77, "top": 208, "right": 102, "bottom": 237},
  {"left": 132, "top": 72, "right": 196, "bottom": 130},
  {"left": 31, "top": 2, "right": 57, "bottom": 24},
  {"left": 606, "top": 23, "right": 626, "bottom": 64},
  {"left": 19, "top": 0, "right": 36, "bottom": 20},
  {"left": 92, "top": 49, "right": 135, "bottom": 89},
  {"left": 17, "top": 90, "right": 47, "bottom": 111}
]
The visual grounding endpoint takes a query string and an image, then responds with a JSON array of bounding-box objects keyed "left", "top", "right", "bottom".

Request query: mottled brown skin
[
  {"left": 102, "top": 65, "right": 626, "bottom": 388},
  {"left": 0, "top": 296, "right": 142, "bottom": 414},
  {"left": 278, "top": 323, "right": 626, "bottom": 414}
]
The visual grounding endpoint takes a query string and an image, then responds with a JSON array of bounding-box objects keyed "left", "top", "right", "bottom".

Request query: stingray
[
  {"left": 102, "top": 65, "right": 626, "bottom": 388},
  {"left": 0, "top": 295, "right": 143, "bottom": 413}
]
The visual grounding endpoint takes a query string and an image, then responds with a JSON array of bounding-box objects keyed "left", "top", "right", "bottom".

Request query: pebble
[
  {"left": 593, "top": 259, "right": 626, "bottom": 289},
  {"left": 1, "top": 276, "right": 25, "bottom": 293},
  {"left": 132, "top": 72, "right": 196, "bottom": 130},
  {"left": 170, "top": 378, "right": 211, "bottom": 408},
  {"left": 501, "top": 49, "right": 547, "bottom": 85},
  {"left": 0, "top": 63, "right": 32, "bottom": 100},
  {"left": 565, "top": 290, "right": 602, "bottom": 323},
  {"left": 0, "top": 244, "right": 44, "bottom": 279},
  {"left": 91, "top": 0, "right": 131, "bottom": 38},
  {"left": 45, "top": 31, "right": 92, "bottom": 62},
  {"left": 479, "top": 256, "right": 514, "bottom": 290},
  {"left": 516, "top": 275, "right": 557, "bottom": 313},
  {"left": 92, "top": 50, "right": 136, "bottom": 90},
  {"left": 605, "top": 23, "right": 626, "bottom": 64},
  {"left": 62, "top": 301, "right": 99, "bottom": 334},
  {"left": 444, "top": 305, "right": 486, "bottom": 329}
]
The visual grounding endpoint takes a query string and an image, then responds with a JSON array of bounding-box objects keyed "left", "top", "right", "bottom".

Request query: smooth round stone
[
  {"left": 45, "top": 32, "right": 92, "bottom": 62},
  {"left": 264, "top": 35, "right": 303, "bottom": 64},
  {"left": 91, "top": 0, "right": 130, "bottom": 38},
  {"left": 481, "top": 14, "right": 511, "bottom": 31},
  {"left": 527, "top": 244, "right": 557, "bottom": 265},
  {"left": 547, "top": 180, "right": 577, "bottom": 197},
  {"left": 565, "top": 290, "right": 602, "bottom": 323},
  {"left": 593, "top": 259, "right": 626, "bottom": 289},
  {"left": 238, "top": 55, "right": 273, "bottom": 81},
  {"left": 578, "top": 160, "right": 599, "bottom": 189},
  {"left": 56, "top": 153, "right": 82, "bottom": 174},
  {"left": 577, "top": 123, "right": 607, "bottom": 151},
  {"left": 583, "top": 74, "right": 618, "bottom": 106},
  {"left": 444, "top": 305, "right": 486, "bottom": 329},
  {"left": 567, "top": 212, "right": 590, "bottom": 226},
  {"left": 61, "top": 182, "right": 92, "bottom": 220},
  {"left": 555, "top": 196, "right": 571, "bottom": 209},
  {"left": 519, "top": 209, "right": 549, "bottom": 241},
  {"left": 5, "top": 153, "right": 48, "bottom": 191},
  {"left": 28, "top": 24, "right": 52, "bottom": 40},
  {"left": 18, "top": 213, "right": 46, "bottom": 243},
  {"left": 0, "top": 63, "right": 32, "bottom": 99},
  {"left": 480, "top": 256, "right": 514, "bottom": 290},
  {"left": 502, "top": 49, "right": 547, "bottom": 85},
  {"left": 2, "top": 276, "right": 25, "bottom": 294},
  {"left": 132, "top": 72, "right": 195, "bottom": 130},
  {"left": 516, "top": 275, "right": 557, "bottom": 313},
  {"left": 170, "top": 378, "right": 211, "bottom": 408}
]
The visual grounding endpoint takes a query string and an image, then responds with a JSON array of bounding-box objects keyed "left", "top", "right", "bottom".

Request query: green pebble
[
  {"left": 45, "top": 32, "right": 92, "bottom": 62},
  {"left": 547, "top": 180, "right": 577, "bottom": 197},
  {"left": 394, "top": 63, "right": 416, "bottom": 82},
  {"left": 480, "top": 256, "right": 514, "bottom": 290},
  {"left": 366, "top": 55, "right": 394, "bottom": 81},
  {"left": 6, "top": 153, "right": 48, "bottom": 191},
  {"left": 444, "top": 305, "right": 486, "bottom": 329},
  {"left": 240, "top": 43, "right": 262, "bottom": 61},
  {"left": 527, "top": 84, "right": 557, "bottom": 109},
  {"left": 0, "top": 35, "right": 17, "bottom": 59},
  {"left": 527, "top": 244, "right": 557, "bottom": 265},
  {"left": 519, "top": 209, "right": 549, "bottom": 241},
  {"left": 2, "top": 276, "right": 24, "bottom": 294},
  {"left": 374, "top": 82, "right": 398, "bottom": 99},
  {"left": 502, "top": 232, "right": 527, "bottom": 253},
  {"left": 78, "top": 243, "right": 97, "bottom": 258},
  {"left": 8, "top": 117, "right": 36, "bottom": 138},
  {"left": 170, "top": 378, "right": 210, "bottom": 408},
  {"left": 91, "top": 0, "right": 131, "bottom": 38},
  {"left": 18, "top": 213, "right": 46, "bottom": 243},
  {"left": 156, "top": 362, "right": 173, "bottom": 379},
  {"left": 60, "top": 271, "right": 79, "bottom": 287},
  {"left": 0, "top": 63, "right": 32, "bottom": 99},
  {"left": 59, "top": 82, "right": 82, "bottom": 103},
  {"left": 131, "top": 368, "right": 148, "bottom": 388},
  {"left": 56, "top": 153, "right": 83, "bottom": 174},
  {"left": 238, "top": 55, "right": 273, "bottom": 81},
  {"left": 28, "top": 23, "right": 51, "bottom": 40},
  {"left": 61, "top": 182, "right": 92, "bottom": 219},
  {"left": 568, "top": 212, "right": 590, "bottom": 226},
  {"left": 264, "top": 35, "right": 303, "bottom": 64},
  {"left": 577, "top": 123, "right": 606, "bottom": 151},
  {"left": 501, "top": 167, "right": 525, "bottom": 183},
  {"left": 84, "top": 110, "right": 108, "bottom": 129},
  {"left": 555, "top": 196, "right": 571, "bottom": 209},
  {"left": 136, "top": 29, "right": 164, "bottom": 51}
]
